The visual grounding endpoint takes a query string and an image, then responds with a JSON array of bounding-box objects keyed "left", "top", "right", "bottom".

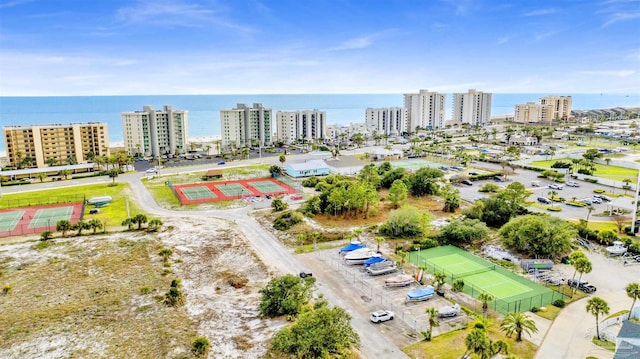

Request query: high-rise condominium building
[
  {"left": 404, "top": 89, "right": 446, "bottom": 131},
  {"left": 122, "top": 105, "right": 188, "bottom": 158},
  {"left": 540, "top": 96, "right": 572, "bottom": 122},
  {"left": 452, "top": 89, "right": 492, "bottom": 126},
  {"left": 513, "top": 96, "right": 572, "bottom": 124},
  {"left": 3, "top": 122, "right": 109, "bottom": 168},
  {"left": 220, "top": 103, "right": 272, "bottom": 148},
  {"left": 514, "top": 102, "right": 543, "bottom": 123},
  {"left": 275, "top": 110, "right": 326, "bottom": 144},
  {"left": 365, "top": 107, "right": 407, "bottom": 136}
]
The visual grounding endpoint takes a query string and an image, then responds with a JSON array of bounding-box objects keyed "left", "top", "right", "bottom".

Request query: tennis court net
[{"left": 453, "top": 265, "right": 496, "bottom": 279}]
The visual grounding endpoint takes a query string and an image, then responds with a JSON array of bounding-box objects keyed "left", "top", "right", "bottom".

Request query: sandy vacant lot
[{"left": 0, "top": 216, "right": 283, "bottom": 359}]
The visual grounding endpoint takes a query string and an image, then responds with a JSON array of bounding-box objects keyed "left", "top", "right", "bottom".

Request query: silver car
[{"left": 370, "top": 310, "right": 394, "bottom": 323}]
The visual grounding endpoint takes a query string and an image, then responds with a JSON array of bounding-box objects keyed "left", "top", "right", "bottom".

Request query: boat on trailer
[
  {"left": 343, "top": 248, "right": 377, "bottom": 265},
  {"left": 406, "top": 286, "right": 435, "bottom": 302},
  {"left": 606, "top": 241, "right": 627, "bottom": 256},
  {"left": 384, "top": 274, "right": 414, "bottom": 287}
]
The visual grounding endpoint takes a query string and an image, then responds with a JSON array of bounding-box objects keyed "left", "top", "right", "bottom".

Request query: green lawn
[
  {"left": 0, "top": 182, "right": 143, "bottom": 235},
  {"left": 530, "top": 158, "right": 638, "bottom": 183}
]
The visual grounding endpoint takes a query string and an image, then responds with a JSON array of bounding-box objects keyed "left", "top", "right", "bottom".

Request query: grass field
[
  {"left": 531, "top": 158, "right": 638, "bottom": 183},
  {"left": 0, "top": 183, "right": 141, "bottom": 238}
]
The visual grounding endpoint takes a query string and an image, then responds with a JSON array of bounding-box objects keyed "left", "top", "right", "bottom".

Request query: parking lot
[
  {"left": 301, "top": 249, "right": 471, "bottom": 347},
  {"left": 455, "top": 164, "right": 619, "bottom": 221}
]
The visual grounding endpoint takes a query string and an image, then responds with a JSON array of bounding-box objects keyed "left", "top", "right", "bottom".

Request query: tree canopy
[
  {"left": 271, "top": 300, "right": 359, "bottom": 358},
  {"left": 408, "top": 167, "right": 444, "bottom": 197},
  {"left": 499, "top": 214, "right": 576, "bottom": 259},
  {"left": 258, "top": 274, "right": 315, "bottom": 317},
  {"left": 438, "top": 218, "right": 489, "bottom": 246},
  {"left": 379, "top": 205, "right": 432, "bottom": 238}
]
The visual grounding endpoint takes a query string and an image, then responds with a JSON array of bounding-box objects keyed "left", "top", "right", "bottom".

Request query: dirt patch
[{"left": 0, "top": 216, "right": 283, "bottom": 358}]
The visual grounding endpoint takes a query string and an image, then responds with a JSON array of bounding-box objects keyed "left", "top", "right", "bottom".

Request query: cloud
[
  {"left": 522, "top": 8, "right": 558, "bottom": 17},
  {"left": 497, "top": 36, "right": 511, "bottom": 45},
  {"left": 0, "top": 0, "right": 31, "bottom": 10},
  {"left": 440, "top": 0, "right": 475, "bottom": 16},
  {"left": 329, "top": 36, "right": 374, "bottom": 51},
  {"left": 534, "top": 30, "right": 557, "bottom": 41},
  {"left": 578, "top": 70, "right": 637, "bottom": 77},
  {"left": 601, "top": 12, "right": 640, "bottom": 27}
]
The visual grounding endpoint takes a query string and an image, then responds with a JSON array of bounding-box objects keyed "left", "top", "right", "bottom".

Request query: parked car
[
  {"left": 370, "top": 310, "right": 394, "bottom": 323},
  {"left": 145, "top": 168, "right": 157, "bottom": 173},
  {"left": 549, "top": 183, "right": 563, "bottom": 190},
  {"left": 580, "top": 198, "right": 593, "bottom": 205},
  {"left": 217, "top": 161, "right": 226, "bottom": 165},
  {"left": 590, "top": 197, "right": 602, "bottom": 204},
  {"left": 593, "top": 194, "right": 612, "bottom": 202},
  {"left": 566, "top": 181, "right": 580, "bottom": 187},
  {"left": 438, "top": 303, "right": 461, "bottom": 318},
  {"left": 568, "top": 279, "right": 597, "bottom": 293},
  {"left": 439, "top": 166, "right": 450, "bottom": 171},
  {"left": 537, "top": 197, "right": 552, "bottom": 204},
  {"left": 469, "top": 171, "right": 480, "bottom": 176},
  {"left": 531, "top": 180, "right": 541, "bottom": 187},
  {"left": 461, "top": 180, "right": 473, "bottom": 186},
  {"left": 299, "top": 271, "right": 313, "bottom": 279},
  {"left": 493, "top": 176, "right": 505, "bottom": 182}
]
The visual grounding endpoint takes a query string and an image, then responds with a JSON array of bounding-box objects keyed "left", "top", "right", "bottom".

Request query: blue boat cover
[
  {"left": 364, "top": 256, "right": 387, "bottom": 266},
  {"left": 406, "top": 286, "right": 435, "bottom": 299},
  {"left": 340, "top": 243, "right": 366, "bottom": 252}
]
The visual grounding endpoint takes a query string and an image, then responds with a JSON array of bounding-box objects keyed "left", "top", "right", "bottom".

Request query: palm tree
[
  {"left": 500, "top": 312, "right": 538, "bottom": 341},
  {"left": 296, "top": 234, "right": 306, "bottom": 252},
  {"left": 148, "top": 218, "right": 163, "bottom": 231},
  {"left": 122, "top": 217, "right": 134, "bottom": 230},
  {"left": 279, "top": 154, "right": 286, "bottom": 167},
  {"left": 464, "top": 328, "right": 491, "bottom": 359},
  {"left": 626, "top": 282, "right": 640, "bottom": 315},
  {"left": 108, "top": 168, "right": 119, "bottom": 185},
  {"left": 573, "top": 257, "right": 592, "bottom": 296},
  {"left": 478, "top": 293, "right": 494, "bottom": 317},
  {"left": 60, "top": 169, "right": 72, "bottom": 180},
  {"left": 46, "top": 157, "right": 58, "bottom": 167},
  {"left": 491, "top": 340, "right": 509, "bottom": 356},
  {"left": 40, "top": 231, "right": 53, "bottom": 241},
  {"left": 74, "top": 220, "right": 90, "bottom": 236},
  {"left": 132, "top": 214, "right": 148, "bottom": 230},
  {"left": 397, "top": 250, "right": 408, "bottom": 273},
  {"left": 159, "top": 248, "right": 173, "bottom": 261},
  {"left": 56, "top": 219, "right": 72, "bottom": 237},
  {"left": 548, "top": 190, "right": 558, "bottom": 206},
  {"left": 87, "top": 218, "right": 103, "bottom": 234},
  {"left": 433, "top": 272, "right": 446, "bottom": 292},
  {"left": 569, "top": 251, "right": 587, "bottom": 284},
  {"left": 585, "top": 205, "right": 595, "bottom": 223},
  {"left": 374, "top": 236, "right": 385, "bottom": 252},
  {"left": 586, "top": 297, "right": 610, "bottom": 340},
  {"left": 424, "top": 307, "right": 439, "bottom": 341},
  {"left": 353, "top": 228, "right": 363, "bottom": 241},
  {"left": 37, "top": 172, "right": 47, "bottom": 183}
]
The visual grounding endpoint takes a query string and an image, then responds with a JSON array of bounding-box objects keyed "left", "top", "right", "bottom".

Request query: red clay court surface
[
  {"left": 0, "top": 202, "right": 84, "bottom": 238},
  {"left": 172, "top": 178, "right": 298, "bottom": 205}
]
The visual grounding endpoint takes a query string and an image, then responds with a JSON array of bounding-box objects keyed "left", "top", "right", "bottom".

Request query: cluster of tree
[
  {"left": 54, "top": 218, "right": 104, "bottom": 237},
  {"left": 259, "top": 275, "right": 359, "bottom": 357},
  {"left": 273, "top": 211, "right": 304, "bottom": 231},
  {"left": 499, "top": 214, "right": 576, "bottom": 260},
  {"left": 463, "top": 182, "right": 530, "bottom": 228},
  {"left": 122, "top": 214, "right": 163, "bottom": 231},
  {"left": 379, "top": 205, "right": 432, "bottom": 238},
  {"left": 437, "top": 218, "right": 490, "bottom": 246}
]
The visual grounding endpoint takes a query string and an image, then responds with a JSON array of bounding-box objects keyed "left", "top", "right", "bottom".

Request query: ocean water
[{"left": 0, "top": 93, "right": 638, "bottom": 151}]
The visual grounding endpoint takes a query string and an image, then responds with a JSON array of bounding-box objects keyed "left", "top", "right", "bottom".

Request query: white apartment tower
[
  {"left": 275, "top": 110, "right": 326, "bottom": 144},
  {"left": 220, "top": 103, "right": 272, "bottom": 148},
  {"left": 452, "top": 89, "right": 492, "bottom": 126},
  {"left": 365, "top": 107, "right": 406, "bottom": 136},
  {"left": 403, "top": 89, "right": 446, "bottom": 131},
  {"left": 122, "top": 105, "right": 188, "bottom": 158},
  {"left": 540, "top": 95, "right": 572, "bottom": 122}
]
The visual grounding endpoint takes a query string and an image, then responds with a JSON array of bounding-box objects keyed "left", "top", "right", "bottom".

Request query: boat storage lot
[{"left": 302, "top": 249, "right": 469, "bottom": 348}]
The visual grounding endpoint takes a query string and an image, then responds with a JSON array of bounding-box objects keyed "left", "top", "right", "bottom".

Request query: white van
[{"left": 531, "top": 180, "right": 541, "bottom": 187}]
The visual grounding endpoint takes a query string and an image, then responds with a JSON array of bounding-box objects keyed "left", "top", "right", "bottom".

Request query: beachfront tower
[
  {"left": 220, "top": 103, "right": 272, "bottom": 149},
  {"left": 365, "top": 107, "right": 407, "bottom": 136},
  {"left": 540, "top": 95, "right": 572, "bottom": 122},
  {"left": 275, "top": 110, "right": 326, "bottom": 145},
  {"left": 403, "top": 89, "right": 446, "bottom": 131},
  {"left": 122, "top": 105, "right": 189, "bottom": 158},
  {"left": 3, "top": 122, "right": 109, "bottom": 169},
  {"left": 452, "top": 89, "right": 493, "bottom": 126}
]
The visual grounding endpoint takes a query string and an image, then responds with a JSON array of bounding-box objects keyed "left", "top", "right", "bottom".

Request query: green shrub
[
  {"left": 593, "top": 188, "right": 606, "bottom": 194},
  {"left": 531, "top": 306, "right": 540, "bottom": 312},
  {"left": 273, "top": 211, "right": 304, "bottom": 231},
  {"left": 553, "top": 299, "right": 565, "bottom": 308},
  {"left": 452, "top": 279, "right": 465, "bottom": 292},
  {"left": 566, "top": 201, "right": 587, "bottom": 207},
  {"left": 583, "top": 178, "right": 598, "bottom": 183},
  {"left": 549, "top": 196, "right": 565, "bottom": 202},
  {"left": 191, "top": 336, "right": 210, "bottom": 358},
  {"left": 546, "top": 206, "right": 562, "bottom": 212},
  {"left": 301, "top": 176, "right": 319, "bottom": 188}
]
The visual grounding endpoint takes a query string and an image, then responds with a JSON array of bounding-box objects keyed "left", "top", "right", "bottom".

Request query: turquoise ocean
[{"left": 0, "top": 93, "right": 638, "bottom": 151}]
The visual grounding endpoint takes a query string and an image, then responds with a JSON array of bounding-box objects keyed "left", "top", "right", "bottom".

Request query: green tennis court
[
  {"left": 180, "top": 186, "right": 217, "bottom": 200},
  {"left": 28, "top": 206, "right": 74, "bottom": 229},
  {"left": 215, "top": 183, "right": 252, "bottom": 197},
  {"left": 408, "top": 246, "right": 566, "bottom": 314},
  {"left": 0, "top": 211, "right": 25, "bottom": 232},
  {"left": 247, "top": 180, "right": 286, "bottom": 194}
]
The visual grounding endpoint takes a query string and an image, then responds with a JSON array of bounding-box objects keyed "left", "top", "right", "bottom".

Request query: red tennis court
[
  {"left": 0, "top": 202, "right": 85, "bottom": 238},
  {"left": 171, "top": 178, "right": 297, "bottom": 205}
]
